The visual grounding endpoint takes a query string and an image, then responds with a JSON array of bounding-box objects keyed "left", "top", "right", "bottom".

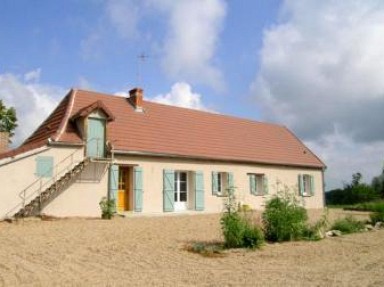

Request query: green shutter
[
  {"left": 263, "top": 176, "right": 269, "bottom": 195},
  {"left": 310, "top": 175, "right": 315, "bottom": 196},
  {"left": 249, "top": 174, "right": 256, "bottom": 195},
  {"left": 212, "top": 171, "right": 218, "bottom": 195},
  {"left": 163, "top": 169, "right": 175, "bottom": 212},
  {"left": 298, "top": 174, "right": 304, "bottom": 196},
  {"left": 195, "top": 171, "right": 204, "bottom": 211},
  {"left": 134, "top": 166, "right": 143, "bottom": 212},
  {"left": 36, "top": 156, "right": 54, "bottom": 177},
  {"left": 87, "top": 118, "right": 106, "bottom": 158},
  {"left": 227, "top": 172, "right": 235, "bottom": 195},
  {"left": 108, "top": 164, "right": 119, "bottom": 212}
]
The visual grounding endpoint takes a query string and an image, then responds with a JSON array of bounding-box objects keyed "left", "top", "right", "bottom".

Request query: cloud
[
  {"left": 151, "top": 0, "right": 227, "bottom": 91},
  {"left": 105, "top": 0, "right": 140, "bottom": 40},
  {"left": 0, "top": 71, "right": 64, "bottom": 146},
  {"left": 150, "top": 82, "right": 210, "bottom": 111},
  {"left": 251, "top": 0, "right": 384, "bottom": 188}
]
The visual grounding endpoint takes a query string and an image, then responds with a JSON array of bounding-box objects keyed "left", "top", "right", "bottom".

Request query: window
[
  {"left": 298, "top": 174, "right": 315, "bottom": 196},
  {"left": 36, "top": 156, "right": 54, "bottom": 178},
  {"left": 249, "top": 174, "right": 268, "bottom": 196},
  {"left": 212, "top": 172, "right": 233, "bottom": 196}
]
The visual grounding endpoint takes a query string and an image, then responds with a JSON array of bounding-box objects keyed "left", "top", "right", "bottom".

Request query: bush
[
  {"left": 221, "top": 212, "right": 246, "bottom": 248},
  {"left": 262, "top": 193, "right": 308, "bottom": 242},
  {"left": 370, "top": 212, "right": 384, "bottom": 224},
  {"left": 242, "top": 224, "right": 264, "bottom": 249},
  {"left": 99, "top": 197, "right": 115, "bottom": 219},
  {"left": 302, "top": 210, "right": 330, "bottom": 241},
  {"left": 331, "top": 216, "right": 365, "bottom": 234},
  {"left": 220, "top": 188, "right": 264, "bottom": 249},
  {"left": 345, "top": 201, "right": 384, "bottom": 213}
]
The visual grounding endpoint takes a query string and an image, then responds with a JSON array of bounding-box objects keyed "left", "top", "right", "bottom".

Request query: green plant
[
  {"left": 370, "top": 212, "right": 384, "bottom": 224},
  {"left": 99, "top": 197, "right": 115, "bottom": 219},
  {"left": 303, "top": 210, "right": 330, "bottom": 241},
  {"left": 220, "top": 187, "right": 264, "bottom": 249},
  {"left": 184, "top": 242, "right": 225, "bottom": 257},
  {"left": 242, "top": 224, "right": 264, "bottom": 249},
  {"left": 331, "top": 216, "right": 365, "bottom": 234},
  {"left": 262, "top": 190, "right": 308, "bottom": 242}
]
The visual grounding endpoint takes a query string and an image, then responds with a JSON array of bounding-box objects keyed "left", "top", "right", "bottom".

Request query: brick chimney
[
  {"left": 0, "top": 132, "right": 9, "bottom": 153},
  {"left": 129, "top": 88, "right": 143, "bottom": 112}
]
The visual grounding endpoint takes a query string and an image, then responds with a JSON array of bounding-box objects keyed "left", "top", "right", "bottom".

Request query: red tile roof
[{"left": 0, "top": 89, "right": 325, "bottom": 168}]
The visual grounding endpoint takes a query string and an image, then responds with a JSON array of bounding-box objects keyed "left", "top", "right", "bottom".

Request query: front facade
[{"left": 0, "top": 88, "right": 325, "bottom": 219}]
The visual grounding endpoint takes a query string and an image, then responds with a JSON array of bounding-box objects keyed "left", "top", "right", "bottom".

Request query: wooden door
[
  {"left": 117, "top": 167, "right": 130, "bottom": 212},
  {"left": 86, "top": 117, "right": 106, "bottom": 158}
]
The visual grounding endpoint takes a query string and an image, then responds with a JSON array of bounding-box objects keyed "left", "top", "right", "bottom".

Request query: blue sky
[{"left": 1, "top": 0, "right": 384, "bottom": 190}]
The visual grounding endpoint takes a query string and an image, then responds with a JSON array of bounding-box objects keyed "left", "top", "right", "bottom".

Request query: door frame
[{"left": 117, "top": 166, "right": 132, "bottom": 212}]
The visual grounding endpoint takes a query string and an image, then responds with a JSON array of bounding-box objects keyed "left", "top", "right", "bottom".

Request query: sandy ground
[{"left": 0, "top": 209, "right": 383, "bottom": 287}]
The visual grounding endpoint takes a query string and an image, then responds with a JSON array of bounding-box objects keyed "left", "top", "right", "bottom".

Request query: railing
[{"left": 4, "top": 138, "right": 110, "bottom": 219}]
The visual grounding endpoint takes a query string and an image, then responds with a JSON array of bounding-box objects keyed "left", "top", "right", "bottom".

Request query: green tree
[
  {"left": 0, "top": 100, "right": 18, "bottom": 141},
  {"left": 371, "top": 164, "right": 384, "bottom": 198}
]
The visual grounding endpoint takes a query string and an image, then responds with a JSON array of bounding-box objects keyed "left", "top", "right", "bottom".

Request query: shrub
[
  {"left": 331, "top": 216, "right": 365, "bottom": 234},
  {"left": 220, "top": 188, "right": 264, "bottom": 249},
  {"left": 221, "top": 212, "right": 246, "bottom": 248},
  {"left": 370, "top": 212, "right": 384, "bottom": 224},
  {"left": 99, "top": 197, "right": 115, "bottom": 219},
  {"left": 302, "top": 210, "right": 330, "bottom": 241},
  {"left": 242, "top": 224, "right": 264, "bottom": 249},
  {"left": 262, "top": 192, "right": 308, "bottom": 242}
]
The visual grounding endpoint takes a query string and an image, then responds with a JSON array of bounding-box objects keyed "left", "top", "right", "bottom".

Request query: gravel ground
[{"left": 0, "top": 209, "right": 383, "bottom": 287}]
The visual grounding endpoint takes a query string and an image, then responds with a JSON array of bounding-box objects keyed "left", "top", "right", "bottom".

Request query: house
[{"left": 0, "top": 88, "right": 326, "bottom": 219}]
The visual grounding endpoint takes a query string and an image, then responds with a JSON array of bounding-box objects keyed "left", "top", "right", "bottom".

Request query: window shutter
[
  {"left": 36, "top": 156, "right": 54, "bottom": 178},
  {"left": 212, "top": 172, "right": 218, "bottom": 195},
  {"left": 163, "top": 169, "right": 175, "bottom": 212},
  {"left": 298, "top": 174, "right": 304, "bottom": 196},
  {"left": 194, "top": 171, "right": 204, "bottom": 211},
  {"left": 133, "top": 166, "right": 143, "bottom": 212},
  {"left": 227, "top": 172, "right": 234, "bottom": 192},
  {"left": 263, "top": 176, "right": 269, "bottom": 195},
  {"left": 108, "top": 164, "right": 119, "bottom": 212},
  {"left": 310, "top": 175, "right": 315, "bottom": 196},
  {"left": 249, "top": 174, "right": 256, "bottom": 195}
]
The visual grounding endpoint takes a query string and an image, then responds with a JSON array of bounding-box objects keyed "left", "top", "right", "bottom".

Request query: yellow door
[{"left": 117, "top": 168, "right": 130, "bottom": 212}]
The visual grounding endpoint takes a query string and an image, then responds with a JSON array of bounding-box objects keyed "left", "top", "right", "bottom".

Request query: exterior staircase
[{"left": 14, "top": 158, "right": 91, "bottom": 218}]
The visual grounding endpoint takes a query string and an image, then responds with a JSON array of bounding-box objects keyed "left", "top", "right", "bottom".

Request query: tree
[
  {"left": 0, "top": 100, "right": 18, "bottom": 141},
  {"left": 371, "top": 164, "right": 384, "bottom": 198}
]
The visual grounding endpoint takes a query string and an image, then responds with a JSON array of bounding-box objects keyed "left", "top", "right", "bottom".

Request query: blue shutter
[
  {"left": 212, "top": 172, "right": 218, "bottom": 195},
  {"left": 298, "top": 174, "right": 304, "bottom": 196},
  {"left": 195, "top": 171, "right": 204, "bottom": 211},
  {"left": 108, "top": 164, "right": 119, "bottom": 212},
  {"left": 249, "top": 174, "right": 256, "bottom": 195},
  {"left": 134, "top": 166, "right": 143, "bottom": 212},
  {"left": 36, "top": 156, "right": 54, "bottom": 177},
  {"left": 163, "top": 169, "right": 175, "bottom": 212},
  {"left": 310, "top": 175, "right": 315, "bottom": 196},
  {"left": 263, "top": 176, "right": 269, "bottom": 195}
]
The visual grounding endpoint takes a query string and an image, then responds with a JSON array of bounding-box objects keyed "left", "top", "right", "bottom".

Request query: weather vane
[{"left": 137, "top": 52, "right": 149, "bottom": 87}]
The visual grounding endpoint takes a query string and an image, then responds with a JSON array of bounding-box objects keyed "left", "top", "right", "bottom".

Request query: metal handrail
[{"left": 4, "top": 137, "right": 108, "bottom": 218}]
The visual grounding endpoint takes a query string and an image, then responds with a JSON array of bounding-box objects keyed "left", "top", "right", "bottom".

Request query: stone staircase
[{"left": 14, "top": 158, "right": 91, "bottom": 218}]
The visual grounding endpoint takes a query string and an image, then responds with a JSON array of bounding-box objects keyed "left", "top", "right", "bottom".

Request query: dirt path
[{"left": 0, "top": 210, "right": 383, "bottom": 286}]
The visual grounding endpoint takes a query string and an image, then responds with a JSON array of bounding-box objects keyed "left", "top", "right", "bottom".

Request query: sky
[{"left": 1, "top": 0, "right": 384, "bottom": 190}]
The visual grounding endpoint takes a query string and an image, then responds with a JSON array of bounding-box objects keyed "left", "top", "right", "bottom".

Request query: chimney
[
  {"left": 0, "top": 132, "right": 9, "bottom": 153},
  {"left": 129, "top": 88, "right": 143, "bottom": 112}
]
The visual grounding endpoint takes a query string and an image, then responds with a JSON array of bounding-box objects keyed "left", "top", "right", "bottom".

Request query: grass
[
  {"left": 184, "top": 242, "right": 226, "bottom": 258},
  {"left": 330, "top": 216, "right": 365, "bottom": 234},
  {"left": 343, "top": 201, "right": 384, "bottom": 213}
]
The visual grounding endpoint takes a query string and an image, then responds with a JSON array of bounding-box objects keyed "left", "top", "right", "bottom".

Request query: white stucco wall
[
  {"left": 114, "top": 155, "right": 325, "bottom": 214},
  {"left": 0, "top": 149, "right": 325, "bottom": 219},
  {"left": 0, "top": 146, "right": 84, "bottom": 219}
]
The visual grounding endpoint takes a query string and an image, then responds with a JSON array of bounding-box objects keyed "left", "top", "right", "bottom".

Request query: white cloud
[
  {"left": 105, "top": 0, "right": 140, "bottom": 40},
  {"left": 251, "top": 0, "right": 384, "bottom": 188},
  {"left": 150, "top": 82, "right": 210, "bottom": 111},
  {"left": 0, "top": 71, "right": 64, "bottom": 146},
  {"left": 24, "top": 68, "right": 41, "bottom": 82},
  {"left": 151, "top": 0, "right": 227, "bottom": 91}
]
